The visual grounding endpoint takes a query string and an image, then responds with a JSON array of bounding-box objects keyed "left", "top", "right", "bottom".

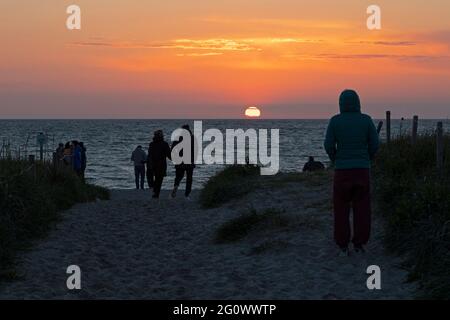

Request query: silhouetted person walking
[
  {"left": 171, "top": 125, "right": 196, "bottom": 199},
  {"left": 302, "top": 156, "right": 325, "bottom": 172},
  {"left": 324, "top": 89, "right": 379, "bottom": 256},
  {"left": 131, "top": 145, "right": 147, "bottom": 190},
  {"left": 148, "top": 130, "right": 171, "bottom": 198}
]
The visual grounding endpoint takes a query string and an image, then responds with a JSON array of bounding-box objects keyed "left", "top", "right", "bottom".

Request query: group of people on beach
[
  {"left": 127, "top": 89, "right": 378, "bottom": 256},
  {"left": 128, "top": 89, "right": 378, "bottom": 255},
  {"left": 131, "top": 124, "right": 195, "bottom": 199},
  {"left": 55, "top": 141, "right": 87, "bottom": 179}
]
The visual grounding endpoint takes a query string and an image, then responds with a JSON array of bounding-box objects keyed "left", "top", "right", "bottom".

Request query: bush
[
  {"left": 373, "top": 134, "right": 450, "bottom": 299},
  {"left": 199, "top": 164, "right": 260, "bottom": 208},
  {"left": 214, "top": 208, "right": 288, "bottom": 244},
  {"left": 0, "top": 159, "right": 109, "bottom": 279}
]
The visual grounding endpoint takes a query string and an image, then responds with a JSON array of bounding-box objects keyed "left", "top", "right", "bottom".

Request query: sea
[{"left": 0, "top": 119, "right": 448, "bottom": 190}]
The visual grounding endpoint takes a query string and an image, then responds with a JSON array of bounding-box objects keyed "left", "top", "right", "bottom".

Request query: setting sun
[{"left": 245, "top": 106, "right": 261, "bottom": 118}]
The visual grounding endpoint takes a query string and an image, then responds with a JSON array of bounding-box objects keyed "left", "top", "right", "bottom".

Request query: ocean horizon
[{"left": 1, "top": 119, "right": 448, "bottom": 189}]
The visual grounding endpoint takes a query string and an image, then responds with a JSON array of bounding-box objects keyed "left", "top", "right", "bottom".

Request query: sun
[{"left": 245, "top": 106, "right": 261, "bottom": 118}]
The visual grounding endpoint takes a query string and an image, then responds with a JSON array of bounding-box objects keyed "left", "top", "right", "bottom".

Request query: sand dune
[{"left": 0, "top": 174, "right": 417, "bottom": 299}]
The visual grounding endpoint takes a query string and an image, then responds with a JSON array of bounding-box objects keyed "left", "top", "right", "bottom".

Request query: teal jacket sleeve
[
  {"left": 368, "top": 118, "right": 379, "bottom": 159},
  {"left": 324, "top": 119, "right": 336, "bottom": 162}
]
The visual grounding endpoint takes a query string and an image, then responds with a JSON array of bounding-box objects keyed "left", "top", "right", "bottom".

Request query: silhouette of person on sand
[
  {"left": 148, "top": 130, "right": 171, "bottom": 199},
  {"left": 324, "top": 89, "right": 379, "bottom": 256},
  {"left": 131, "top": 145, "right": 147, "bottom": 190},
  {"left": 171, "top": 124, "right": 196, "bottom": 199},
  {"left": 302, "top": 156, "right": 325, "bottom": 172}
]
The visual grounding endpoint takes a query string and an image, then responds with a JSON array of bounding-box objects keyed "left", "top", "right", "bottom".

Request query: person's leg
[
  {"left": 333, "top": 170, "right": 353, "bottom": 249},
  {"left": 140, "top": 166, "right": 145, "bottom": 189},
  {"left": 147, "top": 167, "right": 154, "bottom": 189},
  {"left": 174, "top": 166, "right": 184, "bottom": 187},
  {"left": 352, "top": 169, "right": 371, "bottom": 248},
  {"left": 134, "top": 166, "right": 139, "bottom": 189},
  {"left": 153, "top": 174, "right": 164, "bottom": 198},
  {"left": 185, "top": 167, "right": 193, "bottom": 197},
  {"left": 172, "top": 166, "right": 184, "bottom": 197}
]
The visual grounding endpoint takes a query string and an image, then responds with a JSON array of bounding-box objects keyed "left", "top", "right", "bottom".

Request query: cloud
[
  {"left": 67, "top": 37, "right": 322, "bottom": 53},
  {"left": 68, "top": 39, "right": 258, "bottom": 51},
  {"left": 355, "top": 41, "right": 417, "bottom": 46},
  {"left": 176, "top": 52, "right": 223, "bottom": 57},
  {"left": 172, "top": 39, "right": 257, "bottom": 51}
]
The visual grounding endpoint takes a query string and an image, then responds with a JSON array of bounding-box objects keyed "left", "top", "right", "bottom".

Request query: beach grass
[
  {"left": 373, "top": 133, "right": 450, "bottom": 299},
  {"left": 0, "top": 159, "right": 109, "bottom": 280},
  {"left": 199, "top": 164, "right": 260, "bottom": 208},
  {"left": 214, "top": 208, "right": 288, "bottom": 244}
]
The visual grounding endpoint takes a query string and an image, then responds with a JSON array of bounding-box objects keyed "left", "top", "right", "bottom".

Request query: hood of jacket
[{"left": 339, "top": 89, "right": 361, "bottom": 113}]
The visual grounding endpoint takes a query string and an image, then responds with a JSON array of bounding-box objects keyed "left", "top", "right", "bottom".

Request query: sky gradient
[{"left": 1, "top": 0, "right": 450, "bottom": 119}]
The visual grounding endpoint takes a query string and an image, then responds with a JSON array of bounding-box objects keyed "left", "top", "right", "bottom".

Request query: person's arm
[
  {"left": 324, "top": 119, "right": 337, "bottom": 162},
  {"left": 165, "top": 143, "right": 172, "bottom": 161},
  {"left": 368, "top": 118, "right": 380, "bottom": 160},
  {"left": 131, "top": 151, "right": 135, "bottom": 163}
]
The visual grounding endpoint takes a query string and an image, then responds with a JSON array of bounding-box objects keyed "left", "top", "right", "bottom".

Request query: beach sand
[{"left": 0, "top": 173, "right": 417, "bottom": 299}]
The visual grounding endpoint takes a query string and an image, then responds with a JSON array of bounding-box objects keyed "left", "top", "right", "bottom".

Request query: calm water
[{"left": 0, "top": 119, "right": 448, "bottom": 189}]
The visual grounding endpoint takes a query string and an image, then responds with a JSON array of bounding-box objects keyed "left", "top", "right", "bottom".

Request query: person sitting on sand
[
  {"left": 171, "top": 124, "right": 196, "bottom": 200},
  {"left": 131, "top": 145, "right": 147, "bottom": 190},
  {"left": 324, "top": 89, "right": 379, "bottom": 256},
  {"left": 148, "top": 130, "right": 171, "bottom": 199},
  {"left": 302, "top": 156, "right": 325, "bottom": 172}
]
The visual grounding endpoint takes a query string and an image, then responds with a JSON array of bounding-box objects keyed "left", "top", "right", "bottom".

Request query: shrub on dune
[{"left": 0, "top": 159, "right": 109, "bottom": 279}]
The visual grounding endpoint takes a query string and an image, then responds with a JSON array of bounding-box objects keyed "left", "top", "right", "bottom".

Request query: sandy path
[{"left": 0, "top": 175, "right": 417, "bottom": 299}]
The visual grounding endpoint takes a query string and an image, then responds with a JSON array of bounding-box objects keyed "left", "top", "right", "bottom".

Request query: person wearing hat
[{"left": 324, "top": 89, "right": 379, "bottom": 256}]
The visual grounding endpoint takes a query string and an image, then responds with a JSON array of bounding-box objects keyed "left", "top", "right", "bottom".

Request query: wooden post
[
  {"left": 412, "top": 115, "right": 419, "bottom": 144},
  {"left": 386, "top": 111, "right": 391, "bottom": 143},
  {"left": 436, "top": 122, "right": 444, "bottom": 175}
]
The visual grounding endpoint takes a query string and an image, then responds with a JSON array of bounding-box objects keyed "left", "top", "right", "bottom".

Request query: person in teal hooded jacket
[{"left": 324, "top": 89, "right": 379, "bottom": 256}]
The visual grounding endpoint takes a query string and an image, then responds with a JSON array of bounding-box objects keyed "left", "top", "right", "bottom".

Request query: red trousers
[{"left": 333, "top": 169, "right": 371, "bottom": 248}]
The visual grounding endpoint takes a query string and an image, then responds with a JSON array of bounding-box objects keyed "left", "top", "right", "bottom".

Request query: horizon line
[{"left": 1, "top": 117, "right": 450, "bottom": 121}]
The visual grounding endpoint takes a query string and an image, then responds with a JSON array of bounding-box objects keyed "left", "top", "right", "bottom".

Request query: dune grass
[
  {"left": 199, "top": 164, "right": 260, "bottom": 208},
  {"left": 0, "top": 159, "right": 109, "bottom": 280},
  {"left": 373, "top": 134, "right": 450, "bottom": 299},
  {"left": 214, "top": 208, "right": 289, "bottom": 244}
]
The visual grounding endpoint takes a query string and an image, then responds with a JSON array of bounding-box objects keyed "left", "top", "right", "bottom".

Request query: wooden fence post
[
  {"left": 412, "top": 115, "right": 419, "bottom": 144},
  {"left": 386, "top": 111, "right": 391, "bottom": 143},
  {"left": 436, "top": 122, "right": 444, "bottom": 175}
]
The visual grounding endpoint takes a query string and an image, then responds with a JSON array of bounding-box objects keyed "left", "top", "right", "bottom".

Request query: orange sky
[{"left": 1, "top": 0, "right": 450, "bottom": 118}]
